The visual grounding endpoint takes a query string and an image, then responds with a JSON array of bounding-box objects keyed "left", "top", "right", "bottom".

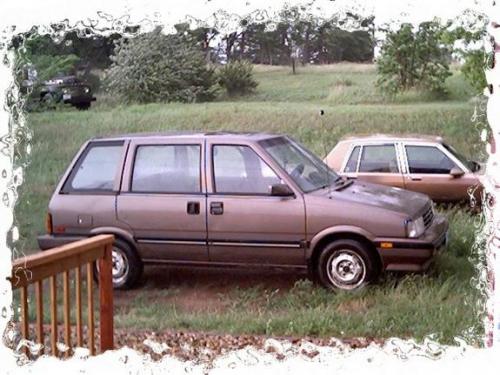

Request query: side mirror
[
  {"left": 450, "top": 167, "right": 465, "bottom": 178},
  {"left": 271, "top": 183, "right": 295, "bottom": 197}
]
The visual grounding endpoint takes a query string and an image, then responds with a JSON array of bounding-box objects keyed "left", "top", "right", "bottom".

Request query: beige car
[
  {"left": 38, "top": 132, "right": 448, "bottom": 290},
  {"left": 325, "top": 135, "right": 483, "bottom": 203}
]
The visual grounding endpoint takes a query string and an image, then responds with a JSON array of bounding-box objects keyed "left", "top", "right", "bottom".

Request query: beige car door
[
  {"left": 402, "top": 143, "right": 476, "bottom": 202},
  {"left": 346, "top": 143, "right": 405, "bottom": 188}
]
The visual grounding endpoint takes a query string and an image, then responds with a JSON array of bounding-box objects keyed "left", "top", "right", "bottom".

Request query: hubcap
[
  {"left": 326, "top": 249, "right": 366, "bottom": 290},
  {"left": 111, "top": 247, "right": 129, "bottom": 286}
]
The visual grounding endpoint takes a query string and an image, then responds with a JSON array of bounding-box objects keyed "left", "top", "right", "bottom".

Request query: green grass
[
  {"left": 111, "top": 208, "right": 482, "bottom": 344},
  {"left": 14, "top": 63, "right": 486, "bottom": 345}
]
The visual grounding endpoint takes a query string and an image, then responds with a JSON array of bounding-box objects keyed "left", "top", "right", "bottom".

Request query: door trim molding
[{"left": 137, "top": 238, "right": 304, "bottom": 249}]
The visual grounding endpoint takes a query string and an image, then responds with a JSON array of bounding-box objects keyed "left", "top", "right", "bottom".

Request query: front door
[
  {"left": 402, "top": 144, "right": 476, "bottom": 202},
  {"left": 117, "top": 139, "right": 208, "bottom": 262},
  {"left": 206, "top": 142, "right": 306, "bottom": 266}
]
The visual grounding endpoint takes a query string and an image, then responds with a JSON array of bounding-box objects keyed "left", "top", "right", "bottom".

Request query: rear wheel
[
  {"left": 75, "top": 102, "right": 91, "bottom": 110},
  {"left": 316, "top": 239, "right": 377, "bottom": 291},
  {"left": 96, "top": 239, "right": 143, "bottom": 290}
]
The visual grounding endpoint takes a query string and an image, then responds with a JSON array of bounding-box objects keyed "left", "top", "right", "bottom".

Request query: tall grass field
[{"left": 16, "top": 63, "right": 486, "bottom": 344}]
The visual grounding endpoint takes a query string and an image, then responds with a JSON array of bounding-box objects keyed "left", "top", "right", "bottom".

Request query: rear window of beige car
[{"left": 358, "top": 144, "right": 399, "bottom": 173}]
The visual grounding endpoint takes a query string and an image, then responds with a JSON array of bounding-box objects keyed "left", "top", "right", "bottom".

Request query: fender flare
[
  {"left": 306, "top": 225, "right": 375, "bottom": 259},
  {"left": 89, "top": 226, "right": 137, "bottom": 249}
]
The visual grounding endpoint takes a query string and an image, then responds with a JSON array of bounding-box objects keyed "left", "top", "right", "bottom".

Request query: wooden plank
[
  {"left": 11, "top": 247, "right": 105, "bottom": 289},
  {"left": 12, "top": 235, "right": 114, "bottom": 270},
  {"left": 63, "top": 271, "right": 71, "bottom": 357},
  {"left": 50, "top": 275, "right": 58, "bottom": 356},
  {"left": 75, "top": 266, "right": 83, "bottom": 348},
  {"left": 98, "top": 244, "right": 114, "bottom": 352},
  {"left": 35, "top": 280, "right": 44, "bottom": 355},
  {"left": 20, "top": 286, "right": 29, "bottom": 355},
  {"left": 87, "top": 262, "right": 95, "bottom": 356}
]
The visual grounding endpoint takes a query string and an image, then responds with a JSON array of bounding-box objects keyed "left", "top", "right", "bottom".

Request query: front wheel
[
  {"left": 96, "top": 239, "right": 143, "bottom": 290},
  {"left": 316, "top": 239, "right": 378, "bottom": 291}
]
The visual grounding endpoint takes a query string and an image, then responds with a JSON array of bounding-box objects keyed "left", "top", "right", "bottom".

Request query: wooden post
[
  {"left": 63, "top": 270, "right": 71, "bottom": 357},
  {"left": 75, "top": 266, "right": 83, "bottom": 347},
  {"left": 20, "top": 286, "right": 29, "bottom": 355},
  {"left": 98, "top": 244, "right": 114, "bottom": 352},
  {"left": 35, "top": 280, "right": 44, "bottom": 355},
  {"left": 86, "top": 262, "right": 95, "bottom": 356},
  {"left": 50, "top": 275, "right": 58, "bottom": 356}
]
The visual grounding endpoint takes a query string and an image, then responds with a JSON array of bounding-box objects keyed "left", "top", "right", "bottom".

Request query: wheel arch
[
  {"left": 307, "top": 226, "right": 382, "bottom": 273},
  {"left": 89, "top": 226, "right": 138, "bottom": 253}
]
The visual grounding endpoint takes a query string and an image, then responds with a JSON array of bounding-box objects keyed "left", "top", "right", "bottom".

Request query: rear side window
[
  {"left": 359, "top": 144, "right": 399, "bottom": 173},
  {"left": 63, "top": 142, "right": 124, "bottom": 192},
  {"left": 405, "top": 145, "right": 457, "bottom": 174},
  {"left": 344, "top": 146, "right": 360, "bottom": 172},
  {"left": 131, "top": 144, "right": 201, "bottom": 193}
]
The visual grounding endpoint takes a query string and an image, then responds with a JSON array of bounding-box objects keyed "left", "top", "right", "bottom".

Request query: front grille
[{"left": 422, "top": 204, "right": 434, "bottom": 229}]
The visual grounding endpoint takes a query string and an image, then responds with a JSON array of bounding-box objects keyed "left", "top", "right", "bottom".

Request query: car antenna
[{"left": 319, "top": 109, "right": 333, "bottom": 197}]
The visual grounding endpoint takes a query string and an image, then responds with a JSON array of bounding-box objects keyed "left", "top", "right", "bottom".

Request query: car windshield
[
  {"left": 442, "top": 143, "right": 476, "bottom": 171},
  {"left": 260, "top": 137, "right": 340, "bottom": 192}
]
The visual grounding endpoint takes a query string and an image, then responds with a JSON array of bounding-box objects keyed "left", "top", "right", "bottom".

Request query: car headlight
[
  {"left": 406, "top": 217, "right": 425, "bottom": 238},
  {"left": 83, "top": 87, "right": 90, "bottom": 93},
  {"left": 62, "top": 88, "right": 68, "bottom": 94}
]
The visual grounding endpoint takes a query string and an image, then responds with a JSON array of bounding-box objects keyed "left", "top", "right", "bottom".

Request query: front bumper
[
  {"left": 374, "top": 214, "right": 449, "bottom": 272},
  {"left": 62, "top": 94, "right": 96, "bottom": 104}
]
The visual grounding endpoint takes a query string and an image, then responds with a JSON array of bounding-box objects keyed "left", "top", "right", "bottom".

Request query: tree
[
  {"left": 376, "top": 21, "right": 452, "bottom": 94},
  {"left": 104, "top": 27, "right": 217, "bottom": 103},
  {"left": 461, "top": 49, "right": 488, "bottom": 93},
  {"left": 442, "top": 9, "right": 489, "bottom": 94},
  {"left": 217, "top": 60, "right": 258, "bottom": 96}
]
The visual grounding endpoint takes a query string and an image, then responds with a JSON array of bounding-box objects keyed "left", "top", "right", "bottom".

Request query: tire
[
  {"left": 95, "top": 239, "right": 143, "bottom": 290},
  {"left": 75, "top": 102, "right": 91, "bottom": 110},
  {"left": 41, "top": 93, "right": 57, "bottom": 110},
  {"left": 316, "top": 239, "right": 378, "bottom": 291}
]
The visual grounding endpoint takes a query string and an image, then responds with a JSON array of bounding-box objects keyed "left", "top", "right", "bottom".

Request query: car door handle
[
  {"left": 187, "top": 201, "right": 200, "bottom": 215},
  {"left": 346, "top": 176, "right": 357, "bottom": 180},
  {"left": 409, "top": 176, "right": 422, "bottom": 181},
  {"left": 210, "top": 202, "right": 224, "bottom": 215}
]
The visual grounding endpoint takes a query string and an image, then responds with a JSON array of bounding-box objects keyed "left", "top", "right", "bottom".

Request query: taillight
[{"left": 45, "top": 213, "right": 53, "bottom": 234}]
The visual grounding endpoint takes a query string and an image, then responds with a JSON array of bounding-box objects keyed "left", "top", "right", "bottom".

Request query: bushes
[
  {"left": 217, "top": 60, "right": 258, "bottom": 97},
  {"left": 376, "top": 22, "right": 452, "bottom": 95},
  {"left": 105, "top": 27, "right": 217, "bottom": 103}
]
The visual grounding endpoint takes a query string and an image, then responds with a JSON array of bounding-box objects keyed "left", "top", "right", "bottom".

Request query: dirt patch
[{"left": 114, "top": 266, "right": 308, "bottom": 314}]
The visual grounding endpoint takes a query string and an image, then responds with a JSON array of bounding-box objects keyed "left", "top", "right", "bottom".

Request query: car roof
[
  {"left": 91, "top": 131, "right": 284, "bottom": 143},
  {"left": 339, "top": 134, "right": 445, "bottom": 144}
]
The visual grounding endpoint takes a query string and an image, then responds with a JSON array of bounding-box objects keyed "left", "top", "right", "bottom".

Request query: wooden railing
[{"left": 9, "top": 234, "right": 114, "bottom": 357}]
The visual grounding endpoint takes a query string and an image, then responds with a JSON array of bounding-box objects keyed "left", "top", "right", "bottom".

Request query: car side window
[
  {"left": 344, "top": 146, "right": 360, "bottom": 172},
  {"left": 405, "top": 145, "right": 457, "bottom": 174},
  {"left": 65, "top": 142, "right": 124, "bottom": 192},
  {"left": 358, "top": 144, "right": 399, "bottom": 173},
  {"left": 213, "top": 145, "right": 281, "bottom": 194},
  {"left": 131, "top": 144, "right": 201, "bottom": 193}
]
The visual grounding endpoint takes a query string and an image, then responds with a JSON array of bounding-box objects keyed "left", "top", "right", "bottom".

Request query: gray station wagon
[{"left": 38, "top": 132, "right": 448, "bottom": 290}]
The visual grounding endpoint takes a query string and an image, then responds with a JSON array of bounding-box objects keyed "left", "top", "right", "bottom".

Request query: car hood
[{"left": 312, "top": 180, "right": 430, "bottom": 219}]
